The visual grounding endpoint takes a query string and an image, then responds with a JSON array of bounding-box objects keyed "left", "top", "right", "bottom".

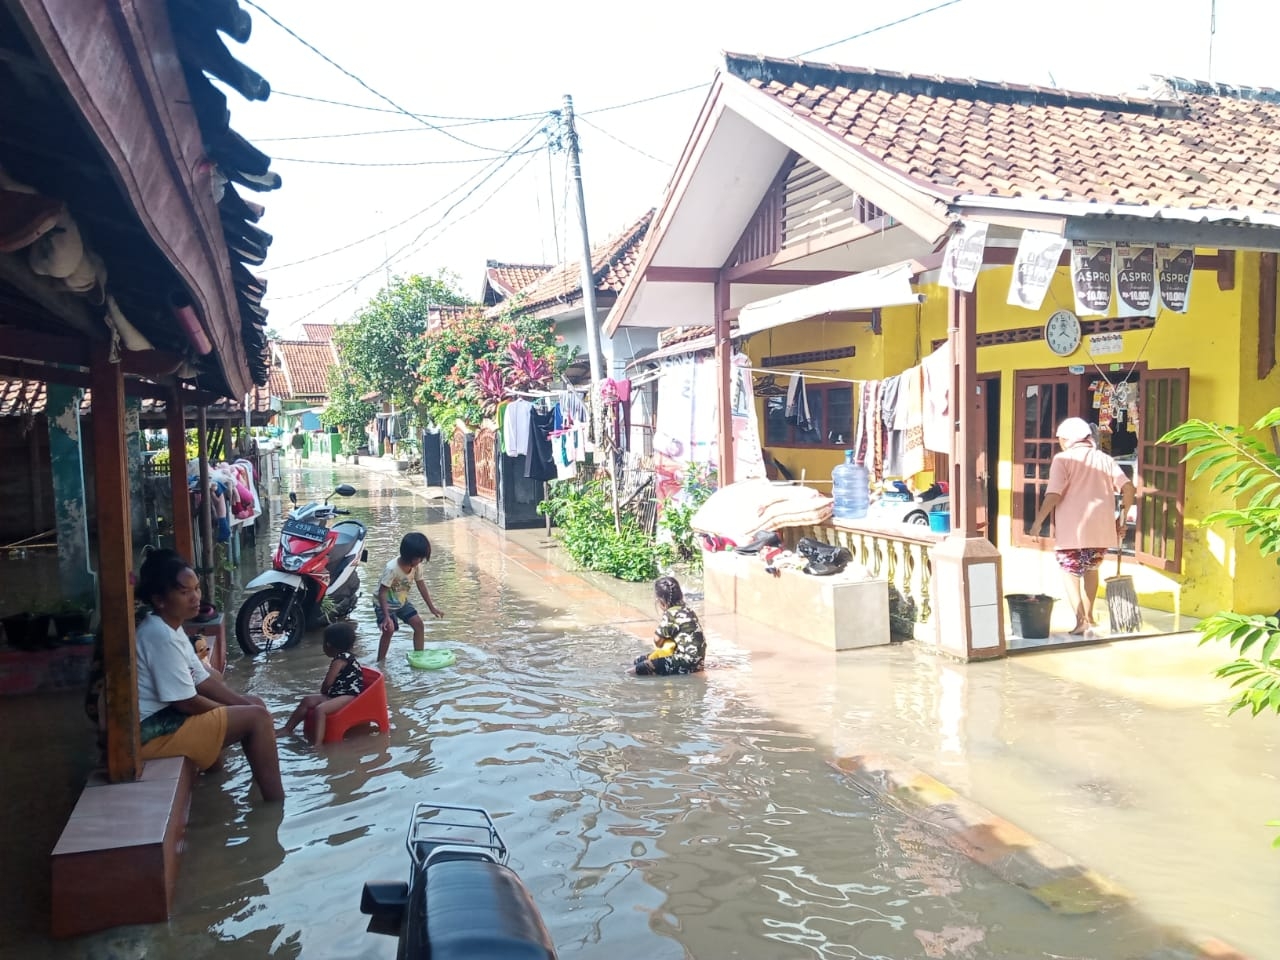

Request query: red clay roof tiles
[
  {"left": 728, "top": 54, "right": 1280, "bottom": 215},
  {"left": 503, "top": 210, "right": 654, "bottom": 316},
  {"left": 301, "top": 323, "right": 334, "bottom": 342},
  {"left": 272, "top": 340, "right": 335, "bottom": 399},
  {"left": 484, "top": 261, "right": 552, "bottom": 302}
]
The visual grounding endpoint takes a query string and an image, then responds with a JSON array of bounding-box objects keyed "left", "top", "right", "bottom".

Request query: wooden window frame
[
  {"left": 763, "top": 382, "right": 855, "bottom": 450},
  {"left": 1012, "top": 370, "right": 1083, "bottom": 548},
  {"left": 1134, "top": 367, "right": 1189, "bottom": 572}
]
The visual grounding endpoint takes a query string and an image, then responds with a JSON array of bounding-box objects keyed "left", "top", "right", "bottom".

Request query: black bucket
[{"left": 1006, "top": 593, "right": 1055, "bottom": 639}]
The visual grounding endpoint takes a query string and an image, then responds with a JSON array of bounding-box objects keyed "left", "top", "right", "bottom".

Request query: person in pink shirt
[{"left": 1028, "top": 417, "right": 1136, "bottom": 636}]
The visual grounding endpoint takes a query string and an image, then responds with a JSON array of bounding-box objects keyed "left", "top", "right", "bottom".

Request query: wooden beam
[
  {"left": 0, "top": 256, "right": 99, "bottom": 338},
  {"left": 1260, "top": 253, "right": 1277, "bottom": 381},
  {"left": 714, "top": 278, "right": 734, "bottom": 486},
  {"left": 950, "top": 288, "right": 979, "bottom": 536},
  {"left": 981, "top": 247, "right": 1071, "bottom": 268},
  {"left": 730, "top": 269, "right": 854, "bottom": 286},
  {"left": 724, "top": 216, "right": 896, "bottom": 282},
  {"left": 89, "top": 343, "right": 141, "bottom": 782},
  {"left": 196, "top": 405, "right": 214, "bottom": 597},
  {"left": 167, "top": 388, "right": 194, "bottom": 562},
  {"left": 1217, "top": 250, "right": 1237, "bottom": 291},
  {"left": 644, "top": 266, "right": 719, "bottom": 283}
]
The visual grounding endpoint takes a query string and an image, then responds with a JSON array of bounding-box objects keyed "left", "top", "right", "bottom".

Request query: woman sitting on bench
[{"left": 134, "top": 550, "right": 284, "bottom": 803}]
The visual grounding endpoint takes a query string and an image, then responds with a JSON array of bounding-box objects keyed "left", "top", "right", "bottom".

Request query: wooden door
[
  {"left": 975, "top": 376, "right": 1001, "bottom": 544},
  {"left": 1013, "top": 371, "right": 1083, "bottom": 546}
]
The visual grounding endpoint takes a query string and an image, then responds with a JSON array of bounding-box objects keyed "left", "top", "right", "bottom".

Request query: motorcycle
[
  {"left": 235, "top": 484, "right": 367, "bottom": 656},
  {"left": 360, "top": 803, "right": 557, "bottom": 960}
]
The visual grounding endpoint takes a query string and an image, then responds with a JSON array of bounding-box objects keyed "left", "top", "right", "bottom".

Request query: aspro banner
[
  {"left": 1157, "top": 246, "right": 1194, "bottom": 313},
  {"left": 1007, "top": 230, "right": 1066, "bottom": 310},
  {"left": 1071, "top": 242, "right": 1113, "bottom": 315},
  {"left": 939, "top": 220, "right": 988, "bottom": 292},
  {"left": 1116, "top": 245, "right": 1157, "bottom": 317}
]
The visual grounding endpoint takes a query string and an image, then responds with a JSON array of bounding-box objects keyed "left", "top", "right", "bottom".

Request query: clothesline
[{"left": 746, "top": 367, "right": 862, "bottom": 385}]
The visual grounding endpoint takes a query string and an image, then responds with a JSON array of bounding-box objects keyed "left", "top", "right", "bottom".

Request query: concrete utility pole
[{"left": 561, "top": 94, "right": 605, "bottom": 388}]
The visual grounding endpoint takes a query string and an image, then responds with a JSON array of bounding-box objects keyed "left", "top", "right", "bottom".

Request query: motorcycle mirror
[
  {"left": 334, "top": 484, "right": 356, "bottom": 497},
  {"left": 289, "top": 491, "right": 297, "bottom": 505}
]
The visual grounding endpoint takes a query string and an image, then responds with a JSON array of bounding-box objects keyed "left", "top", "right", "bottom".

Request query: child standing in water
[
  {"left": 635, "top": 576, "right": 706, "bottom": 676},
  {"left": 376, "top": 531, "right": 443, "bottom": 661},
  {"left": 278, "top": 622, "right": 365, "bottom": 744}
]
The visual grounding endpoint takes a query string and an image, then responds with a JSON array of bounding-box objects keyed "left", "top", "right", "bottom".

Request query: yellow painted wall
[{"left": 746, "top": 251, "right": 1279, "bottom": 620}]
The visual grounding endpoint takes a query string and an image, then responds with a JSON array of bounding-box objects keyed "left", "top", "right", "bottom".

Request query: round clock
[{"left": 1044, "top": 309, "right": 1082, "bottom": 356}]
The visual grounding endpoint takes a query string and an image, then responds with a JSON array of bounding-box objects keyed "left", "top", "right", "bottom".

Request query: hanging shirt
[
  {"left": 922, "top": 338, "right": 953, "bottom": 455},
  {"left": 503, "top": 399, "right": 533, "bottom": 457},
  {"left": 524, "top": 408, "right": 559, "bottom": 482}
]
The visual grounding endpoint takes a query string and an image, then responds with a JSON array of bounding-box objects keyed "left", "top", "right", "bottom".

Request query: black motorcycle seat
[{"left": 423, "top": 859, "right": 556, "bottom": 960}]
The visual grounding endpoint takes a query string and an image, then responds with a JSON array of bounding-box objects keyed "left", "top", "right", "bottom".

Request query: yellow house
[{"left": 607, "top": 53, "right": 1280, "bottom": 659}]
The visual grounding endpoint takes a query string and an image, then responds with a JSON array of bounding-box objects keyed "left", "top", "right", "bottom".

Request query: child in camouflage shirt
[{"left": 634, "top": 576, "right": 706, "bottom": 676}]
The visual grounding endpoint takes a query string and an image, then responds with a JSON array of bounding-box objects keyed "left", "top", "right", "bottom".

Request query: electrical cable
[
  {"left": 270, "top": 148, "right": 541, "bottom": 167},
  {"left": 261, "top": 118, "right": 549, "bottom": 273},
  {"left": 270, "top": 89, "right": 546, "bottom": 123},
  {"left": 795, "top": 0, "right": 968, "bottom": 56},
  {"left": 242, "top": 0, "right": 522, "bottom": 153},
  {"left": 576, "top": 116, "right": 670, "bottom": 166},
  {"left": 291, "top": 143, "right": 544, "bottom": 321}
]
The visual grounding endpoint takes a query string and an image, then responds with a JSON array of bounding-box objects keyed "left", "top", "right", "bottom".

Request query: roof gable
[
  {"left": 727, "top": 53, "right": 1280, "bottom": 215},
  {"left": 481, "top": 261, "right": 553, "bottom": 306},
  {"left": 500, "top": 210, "right": 654, "bottom": 317},
  {"left": 272, "top": 339, "right": 335, "bottom": 399}
]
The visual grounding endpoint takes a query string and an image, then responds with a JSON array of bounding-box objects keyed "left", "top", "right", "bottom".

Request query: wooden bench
[{"left": 50, "top": 755, "right": 196, "bottom": 938}]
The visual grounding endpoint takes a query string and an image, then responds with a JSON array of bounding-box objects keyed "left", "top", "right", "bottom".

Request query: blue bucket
[{"left": 927, "top": 509, "right": 951, "bottom": 534}]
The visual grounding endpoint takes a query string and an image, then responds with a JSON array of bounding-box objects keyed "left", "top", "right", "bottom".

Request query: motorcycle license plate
[{"left": 282, "top": 519, "right": 328, "bottom": 542}]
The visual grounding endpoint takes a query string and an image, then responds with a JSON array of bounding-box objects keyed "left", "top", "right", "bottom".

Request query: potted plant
[{"left": 52, "top": 602, "right": 92, "bottom": 638}]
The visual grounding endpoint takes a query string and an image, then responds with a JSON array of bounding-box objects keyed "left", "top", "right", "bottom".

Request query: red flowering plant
[{"left": 414, "top": 300, "right": 562, "bottom": 429}]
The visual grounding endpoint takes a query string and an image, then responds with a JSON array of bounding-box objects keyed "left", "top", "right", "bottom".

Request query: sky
[{"left": 227, "top": 0, "right": 1280, "bottom": 336}]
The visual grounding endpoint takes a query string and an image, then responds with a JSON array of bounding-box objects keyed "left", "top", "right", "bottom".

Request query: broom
[{"left": 1105, "top": 548, "right": 1142, "bottom": 635}]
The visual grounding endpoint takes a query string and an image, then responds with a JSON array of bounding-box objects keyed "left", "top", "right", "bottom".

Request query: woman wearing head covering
[{"left": 1027, "top": 417, "right": 1136, "bottom": 636}]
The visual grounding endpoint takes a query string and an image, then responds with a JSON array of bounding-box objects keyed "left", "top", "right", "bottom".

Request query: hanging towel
[
  {"left": 524, "top": 409, "right": 558, "bottom": 482},
  {"left": 503, "top": 399, "right": 533, "bottom": 457},
  {"left": 922, "top": 338, "right": 954, "bottom": 455},
  {"left": 785, "top": 374, "right": 800, "bottom": 420},
  {"left": 880, "top": 374, "right": 904, "bottom": 477},
  {"left": 901, "top": 365, "right": 931, "bottom": 478}
]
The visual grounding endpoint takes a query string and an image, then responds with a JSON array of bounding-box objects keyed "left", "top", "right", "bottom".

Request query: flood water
[{"left": 1, "top": 465, "right": 1271, "bottom": 959}]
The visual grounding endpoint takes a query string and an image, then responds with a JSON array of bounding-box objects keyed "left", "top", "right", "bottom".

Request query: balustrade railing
[{"left": 794, "top": 520, "right": 940, "bottom": 642}]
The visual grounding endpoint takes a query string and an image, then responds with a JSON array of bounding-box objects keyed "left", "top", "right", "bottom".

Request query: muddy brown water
[{"left": 0, "top": 466, "right": 1264, "bottom": 958}]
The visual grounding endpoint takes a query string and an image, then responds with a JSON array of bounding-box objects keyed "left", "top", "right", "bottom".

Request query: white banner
[
  {"left": 1116, "top": 244, "right": 1157, "bottom": 317},
  {"left": 1007, "top": 231, "right": 1066, "bottom": 311},
  {"left": 1071, "top": 241, "right": 1113, "bottom": 315},
  {"left": 731, "top": 355, "right": 766, "bottom": 480},
  {"left": 939, "top": 220, "right": 988, "bottom": 292},
  {"left": 1157, "top": 246, "right": 1194, "bottom": 313}
]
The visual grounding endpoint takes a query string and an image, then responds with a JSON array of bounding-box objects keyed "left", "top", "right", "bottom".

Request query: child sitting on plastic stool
[{"left": 278, "top": 622, "right": 365, "bottom": 744}]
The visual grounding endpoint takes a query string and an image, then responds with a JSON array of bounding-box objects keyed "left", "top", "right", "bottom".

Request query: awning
[{"left": 736, "top": 261, "right": 925, "bottom": 336}]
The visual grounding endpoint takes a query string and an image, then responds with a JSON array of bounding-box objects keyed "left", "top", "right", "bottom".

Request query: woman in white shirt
[{"left": 134, "top": 550, "right": 283, "bottom": 803}]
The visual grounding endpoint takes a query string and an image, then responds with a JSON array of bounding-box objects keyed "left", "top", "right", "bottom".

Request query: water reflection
[{"left": 32, "top": 467, "right": 1185, "bottom": 958}]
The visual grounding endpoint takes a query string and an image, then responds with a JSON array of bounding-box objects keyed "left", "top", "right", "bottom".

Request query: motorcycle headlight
[{"left": 282, "top": 555, "right": 304, "bottom": 572}]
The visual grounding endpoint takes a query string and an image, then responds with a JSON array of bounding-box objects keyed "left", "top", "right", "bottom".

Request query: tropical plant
[
  {"left": 1162, "top": 406, "right": 1280, "bottom": 846},
  {"left": 657, "top": 463, "right": 718, "bottom": 570},
  {"left": 321, "top": 369, "right": 378, "bottom": 438},
  {"left": 539, "top": 477, "right": 659, "bottom": 582},
  {"left": 333, "top": 271, "right": 470, "bottom": 415},
  {"left": 415, "top": 300, "right": 562, "bottom": 429}
]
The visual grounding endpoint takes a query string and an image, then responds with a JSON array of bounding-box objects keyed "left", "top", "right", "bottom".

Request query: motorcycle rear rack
[{"left": 404, "top": 802, "right": 508, "bottom": 869}]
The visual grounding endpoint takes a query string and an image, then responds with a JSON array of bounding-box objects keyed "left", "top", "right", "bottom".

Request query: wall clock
[{"left": 1044, "top": 309, "right": 1082, "bottom": 356}]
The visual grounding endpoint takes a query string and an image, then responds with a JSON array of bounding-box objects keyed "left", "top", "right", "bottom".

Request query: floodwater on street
[{"left": 0, "top": 463, "right": 1275, "bottom": 959}]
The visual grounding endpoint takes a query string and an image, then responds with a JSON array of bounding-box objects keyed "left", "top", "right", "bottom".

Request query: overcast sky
[{"left": 228, "top": 0, "right": 1280, "bottom": 335}]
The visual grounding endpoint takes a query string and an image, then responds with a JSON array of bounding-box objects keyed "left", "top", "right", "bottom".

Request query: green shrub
[
  {"left": 656, "top": 464, "right": 717, "bottom": 571},
  {"left": 539, "top": 477, "right": 658, "bottom": 582}
]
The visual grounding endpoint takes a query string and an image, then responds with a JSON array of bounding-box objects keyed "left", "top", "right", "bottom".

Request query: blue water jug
[{"left": 832, "top": 450, "right": 870, "bottom": 520}]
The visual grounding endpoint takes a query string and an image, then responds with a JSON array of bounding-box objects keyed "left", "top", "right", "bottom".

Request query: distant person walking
[
  {"left": 290, "top": 426, "right": 305, "bottom": 465},
  {"left": 1028, "top": 417, "right": 1135, "bottom": 636}
]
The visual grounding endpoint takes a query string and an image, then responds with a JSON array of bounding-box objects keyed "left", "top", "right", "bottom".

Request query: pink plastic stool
[{"left": 305, "top": 666, "right": 389, "bottom": 743}]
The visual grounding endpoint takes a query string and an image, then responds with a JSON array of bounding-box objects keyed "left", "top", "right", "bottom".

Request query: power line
[
  {"left": 270, "top": 89, "right": 546, "bottom": 123},
  {"left": 261, "top": 119, "right": 549, "bottom": 272},
  {"left": 271, "top": 148, "right": 542, "bottom": 167},
  {"left": 241, "top": 0, "right": 518, "bottom": 153},
  {"left": 577, "top": 115, "right": 671, "bottom": 166},
  {"left": 578, "top": 84, "right": 705, "bottom": 116},
  {"left": 292, "top": 143, "right": 543, "bottom": 322},
  {"left": 796, "top": 0, "right": 968, "bottom": 56}
]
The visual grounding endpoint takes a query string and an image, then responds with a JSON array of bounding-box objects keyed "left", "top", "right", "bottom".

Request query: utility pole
[{"left": 562, "top": 94, "right": 605, "bottom": 388}]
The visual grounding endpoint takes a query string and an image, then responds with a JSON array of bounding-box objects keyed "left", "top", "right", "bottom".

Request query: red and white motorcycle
[{"left": 235, "top": 484, "right": 367, "bottom": 656}]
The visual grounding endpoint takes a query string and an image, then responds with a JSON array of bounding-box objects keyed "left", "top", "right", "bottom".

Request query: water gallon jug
[{"left": 832, "top": 450, "right": 870, "bottom": 520}]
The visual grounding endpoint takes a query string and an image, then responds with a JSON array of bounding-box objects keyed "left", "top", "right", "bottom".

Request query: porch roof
[{"left": 607, "top": 53, "right": 1280, "bottom": 335}]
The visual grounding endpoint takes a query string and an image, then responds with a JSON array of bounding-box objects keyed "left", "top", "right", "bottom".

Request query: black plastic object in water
[{"left": 1006, "top": 593, "right": 1056, "bottom": 639}]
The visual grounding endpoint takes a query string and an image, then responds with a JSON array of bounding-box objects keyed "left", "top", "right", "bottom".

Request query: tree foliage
[
  {"left": 332, "top": 271, "right": 470, "bottom": 413},
  {"left": 321, "top": 367, "right": 377, "bottom": 437},
  {"left": 1162, "top": 407, "right": 1280, "bottom": 847},
  {"left": 414, "top": 298, "right": 573, "bottom": 429}
]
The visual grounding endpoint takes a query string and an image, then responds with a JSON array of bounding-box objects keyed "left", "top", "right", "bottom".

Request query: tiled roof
[
  {"left": 272, "top": 339, "right": 335, "bottom": 399},
  {"left": 0, "top": 378, "right": 273, "bottom": 419},
  {"left": 484, "top": 261, "right": 552, "bottom": 303},
  {"left": 728, "top": 54, "right": 1280, "bottom": 214},
  {"left": 501, "top": 210, "right": 654, "bottom": 316},
  {"left": 302, "top": 323, "right": 334, "bottom": 342},
  {"left": 658, "top": 325, "right": 714, "bottom": 347}
]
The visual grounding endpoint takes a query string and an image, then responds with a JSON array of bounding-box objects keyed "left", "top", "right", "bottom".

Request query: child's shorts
[
  {"left": 376, "top": 599, "right": 418, "bottom": 629},
  {"left": 634, "top": 654, "right": 702, "bottom": 676}
]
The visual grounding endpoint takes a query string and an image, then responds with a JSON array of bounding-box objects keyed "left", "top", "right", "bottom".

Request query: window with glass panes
[{"left": 763, "top": 383, "right": 855, "bottom": 447}]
